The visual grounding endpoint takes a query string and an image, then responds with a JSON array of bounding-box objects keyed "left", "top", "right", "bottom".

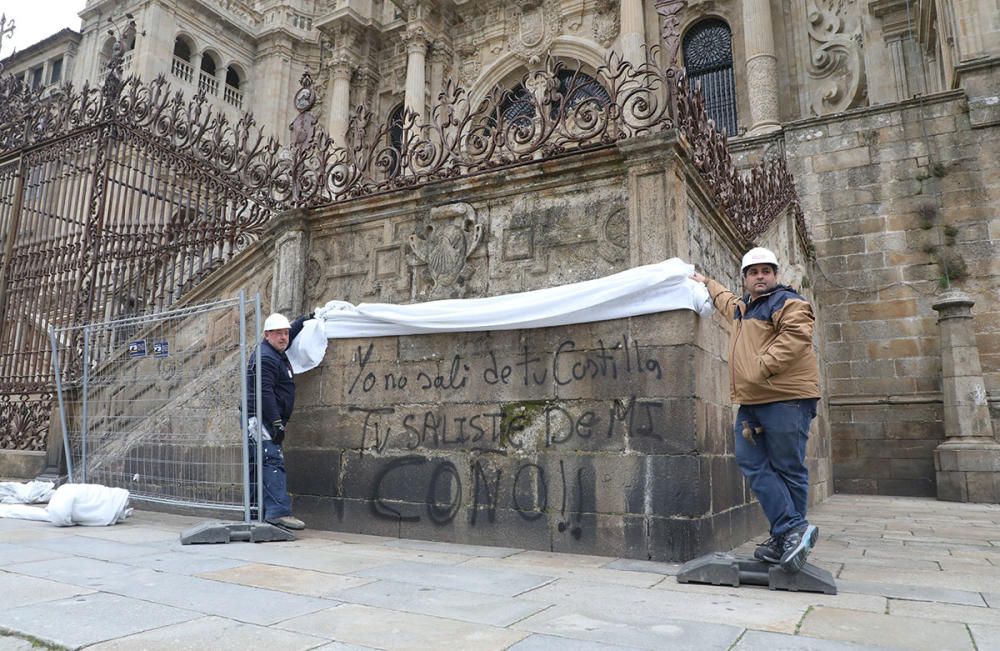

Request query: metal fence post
[
  {"left": 48, "top": 326, "right": 75, "bottom": 482},
  {"left": 80, "top": 325, "right": 90, "bottom": 483},
  {"left": 239, "top": 290, "right": 250, "bottom": 523},
  {"left": 254, "top": 293, "right": 263, "bottom": 523}
]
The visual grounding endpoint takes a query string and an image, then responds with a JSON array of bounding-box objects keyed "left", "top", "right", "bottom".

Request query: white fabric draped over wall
[{"left": 287, "top": 258, "right": 712, "bottom": 374}]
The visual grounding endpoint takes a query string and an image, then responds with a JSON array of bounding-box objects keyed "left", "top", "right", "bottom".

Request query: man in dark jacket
[
  {"left": 247, "top": 311, "right": 309, "bottom": 530},
  {"left": 691, "top": 247, "right": 821, "bottom": 573}
]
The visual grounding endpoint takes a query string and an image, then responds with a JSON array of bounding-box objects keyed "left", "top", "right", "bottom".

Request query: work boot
[
  {"left": 267, "top": 515, "right": 306, "bottom": 530},
  {"left": 780, "top": 524, "right": 818, "bottom": 573},
  {"left": 753, "top": 536, "right": 783, "bottom": 564}
]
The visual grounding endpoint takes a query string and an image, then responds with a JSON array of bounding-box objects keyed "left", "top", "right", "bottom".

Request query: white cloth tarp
[
  {"left": 0, "top": 480, "right": 54, "bottom": 504},
  {"left": 0, "top": 483, "right": 132, "bottom": 526},
  {"left": 287, "top": 258, "right": 710, "bottom": 373}
]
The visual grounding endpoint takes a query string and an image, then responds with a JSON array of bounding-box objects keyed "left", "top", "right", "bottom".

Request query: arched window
[
  {"left": 498, "top": 69, "right": 611, "bottom": 125},
  {"left": 224, "top": 65, "right": 244, "bottom": 107},
  {"left": 172, "top": 36, "right": 195, "bottom": 83},
  {"left": 198, "top": 52, "right": 219, "bottom": 95},
  {"left": 173, "top": 37, "right": 192, "bottom": 62},
  {"left": 683, "top": 19, "right": 738, "bottom": 136},
  {"left": 386, "top": 103, "right": 405, "bottom": 177}
]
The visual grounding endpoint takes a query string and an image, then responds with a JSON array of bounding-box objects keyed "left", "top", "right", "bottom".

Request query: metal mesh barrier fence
[{"left": 50, "top": 294, "right": 260, "bottom": 516}]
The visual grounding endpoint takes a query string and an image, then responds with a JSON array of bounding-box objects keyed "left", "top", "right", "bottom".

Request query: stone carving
[
  {"left": 597, "top": 208, "right": 628, "bottom": 263},
  {"left": 653, "top": 0, "right": 686, "bottom": 65},
  {"left": 457, "top": 43, "right": 480, "bottom": 86},
  {"left": 593, "top": 0, "right": 620, "bottom": 47},
  {"left": 805, "top": 0, "right": 866, "bottom": 115},
  {"left": 408, "top": 203, "right": 485, "bottom": 297},
  {"left": 290, "top": 68, "right": 319, "bottom": 149},
  {"left": 506, "top": 0, "right": 561, "bottom": 64}
]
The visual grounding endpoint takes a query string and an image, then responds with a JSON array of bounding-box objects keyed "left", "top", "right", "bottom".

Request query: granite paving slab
[
  {"left": 383, "top": 538, "right": 521, "bottom": 558},
  {"left": 838, "top": 566, "right": 1000, "bottom": 593},
  {"left": 83, "top": 615, "right": 331, "bottom": 651},
  {"left": 23, "top": 534, "right": 162, "bottom": 561},
  {"left": 167, "top": 542, "right": 394, "bottom": 575},
  {"left": 797, "top": 606, "right": 974, "bottom": 651},
  {"left": 331, "top": 579, "right": 549, "bottom": 626},
  {"left": 354, "top": 561, "right": 553, "bottom": 596},
  {"left": 0, "top": 592, "right": 198, "bottom": 649},
  {"left": 513, "top": 605, "right": 743, "bottom": 650},
  {"left": 732, "top": 630, "right": 894, "bottom": 650},
  {"left": 654, "top": 579, "right": 887, "bottom": 613},
  {"left": 888, "top": 599, "right": 1000, "bottom": 627},
  {"left": 969, "top": 623, "right": 1000, "bottom": 651},
  {"left": 508, "top": 633, "right": 644, "bottom": 650},
  {"left": 0, "top": 542, "right": 62, "bottom": 566},
  {"left": 983, "top": 592, "right": 1000, "bottom": 608},
  {"left": 520, "top": 578, "right": 808, "bottom": 633},
  {"left": 0, "top": 570, "right": 95, "bottom": 608},
  {"left": 275, "top": 603, "right": 528, "bottom": 649},
  {"left": 119, "top": 550, "right": 249, "bottom": 575},
  {"left": 197, "top": 562, "right": 374, "bottom": 597},
  {"left": 73, "top": 525, "right": 181, "bottom": 545},
  {"left": 9, "top": 556, "right": 334, "bottom": 625},
  {"left": 0, "top": 635, "right": 35, "bottom": 651},
  {"left": 601, "top": 558, "right": 681, "bottom": 575},
  {"left": 835, "top": 579, "right": 986, "bottom": 606},
  {"left": 461, "top": 557, "right": 665, "bottom": 588}
]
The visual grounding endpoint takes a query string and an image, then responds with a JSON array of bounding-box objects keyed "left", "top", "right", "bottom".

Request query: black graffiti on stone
[
  {"left": 370, "top": 456, "right": 579, "bottom": 527},
  {"left": 351, "top": 397, "right": 665, "bottom": 453},
  {"left": 347, "top": 336, "right": 663, "bottom": 396}
]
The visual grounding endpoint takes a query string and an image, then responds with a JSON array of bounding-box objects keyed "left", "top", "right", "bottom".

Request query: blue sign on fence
[
  {"left": 153, "top": 341, "right": 169, "bottom": 358},
  {"left": 128, "top": 340, "right": 147, "bottom": 358}
]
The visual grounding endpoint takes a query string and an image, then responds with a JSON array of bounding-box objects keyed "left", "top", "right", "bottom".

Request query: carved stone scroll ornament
[
  {"left": 805, "top": 0, "right": 867, "bottom": 115},
  {"left": 653, "top": 0, "right": 686, "bottom": 66},
  {"left": 408, "top": 203, "right": 485, "bottom": 297}
]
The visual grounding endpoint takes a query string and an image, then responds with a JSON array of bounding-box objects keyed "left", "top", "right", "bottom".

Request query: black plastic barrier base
[
  {"left": 676, "top": 552, "right": 837, "bottom": 595},
  {"left": 179, "top": 521, "right": 296, "bottom": 544}
]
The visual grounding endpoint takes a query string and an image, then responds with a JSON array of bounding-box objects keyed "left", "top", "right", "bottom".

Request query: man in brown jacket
[{"left": 691, "top": 247, "right": 821, "bottom": 573}]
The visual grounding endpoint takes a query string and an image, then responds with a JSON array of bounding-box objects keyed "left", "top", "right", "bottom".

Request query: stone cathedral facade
[{"left": 3, "top": 0, "right": 999, "bottom": 501}]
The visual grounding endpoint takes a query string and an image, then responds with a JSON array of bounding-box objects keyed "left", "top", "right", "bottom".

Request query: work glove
[{"left": 271, "top": 420, "right": 286, "bottom": 444}]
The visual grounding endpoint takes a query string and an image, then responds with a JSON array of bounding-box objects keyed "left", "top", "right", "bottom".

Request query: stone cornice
[{"left": 782, "top": 89, "right": 966, "bottom": 131}]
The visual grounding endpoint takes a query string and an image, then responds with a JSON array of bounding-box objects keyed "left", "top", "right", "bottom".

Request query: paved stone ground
[{"left": 1, "top": 494, "right": 998, "bottom": 650}]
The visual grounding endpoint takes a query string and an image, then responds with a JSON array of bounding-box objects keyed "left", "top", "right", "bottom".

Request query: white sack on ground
[
  {"left": 0, "top": 483, "right": 131, "bottom": 526},
  {"left": 288, "top": 258, "right": 711, "bottom": 373},
  {"left": 0, "top": 480, "right": 55, "bottom": 504}
]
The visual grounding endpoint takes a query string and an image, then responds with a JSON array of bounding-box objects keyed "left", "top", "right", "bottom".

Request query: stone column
[
  {"left": 742, "top": 0, "right": 781, "bottom": 134},
  {"left": 932, "top": 290, "right": 1000, "bottom": 503},
  {"left": 327, "top": 57, "right": 354, "bottom": 148},
  {"left": 403, "top": 28, "right": 429, "bottom": 120},
  {"left": 620, "top": 0, "right": 647, "bottom": 66}
]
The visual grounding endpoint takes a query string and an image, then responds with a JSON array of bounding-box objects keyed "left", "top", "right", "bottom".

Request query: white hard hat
[
  {"left": 741, "top": 247, "right": 779, "bottom": 273},
  {"left": 263, "top": 313, "right": 291, "bottom": 331}
]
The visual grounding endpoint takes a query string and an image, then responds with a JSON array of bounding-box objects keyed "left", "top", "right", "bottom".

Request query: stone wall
[
  {"left": 778, "top": 91, "right": 1000, "bottom": 496},
  {"left": 246, "top": 132, "right": 822, "bottom": 561}
]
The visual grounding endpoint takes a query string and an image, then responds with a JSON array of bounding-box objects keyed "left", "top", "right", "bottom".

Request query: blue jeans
[
  {"left": 249, "top": 439, "right": 292, "bottom": 520},
  {"left": 735, "top": 399, "right": 817, "bottom": 538}
]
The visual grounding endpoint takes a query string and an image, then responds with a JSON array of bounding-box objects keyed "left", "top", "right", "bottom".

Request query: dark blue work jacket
[{"left": 246, "top": 316, "right": 306, "bottom": 442}]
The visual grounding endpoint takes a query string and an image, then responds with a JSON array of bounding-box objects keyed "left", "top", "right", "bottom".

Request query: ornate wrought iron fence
[{"left": 0, "top": 37, "right": 809, "bottom": 452}]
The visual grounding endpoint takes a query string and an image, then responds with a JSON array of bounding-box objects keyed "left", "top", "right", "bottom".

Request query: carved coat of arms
[
  {"left": 408, "top": 203, "right": 484, "bottom": 297},
  {"left": 507, "top": 0, "right": 560, "bottom": 63}
]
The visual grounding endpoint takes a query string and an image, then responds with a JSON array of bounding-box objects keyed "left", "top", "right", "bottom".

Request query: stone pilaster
[
  {"left": 403, "top": 28, "right": 430, "bottom": 120},
  {"left": 429, "top": 40, "right": 452, "bottom": 109},
  {"left": 931, "top": 290, "right": 1000, "bottom": 503},
  {"left": 327, "top": 56, "right": 355, "bottom": 148},
  {"left": 742, "top": 0, "right": 781, "bottom": 134},
  {"left": 269, "top": 210, "right": 309, "bottom": 318},
  {"left": 620, "top": 0, "right": 646, "bottom": 66}
]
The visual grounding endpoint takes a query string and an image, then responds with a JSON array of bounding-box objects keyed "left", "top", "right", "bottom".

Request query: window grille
[{"left": 683, "top": 19, "right": 739, "bottom": 137}]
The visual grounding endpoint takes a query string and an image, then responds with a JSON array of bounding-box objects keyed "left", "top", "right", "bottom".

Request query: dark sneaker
[
  {"left": 267, "top": 515, "right": 306, "bottom": 530},
  {"left": 753, "top": 536, "right": 783, "bottom": 564},
  {"left": 780, "top": 524, "right": 818, "bottom": 573}
]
